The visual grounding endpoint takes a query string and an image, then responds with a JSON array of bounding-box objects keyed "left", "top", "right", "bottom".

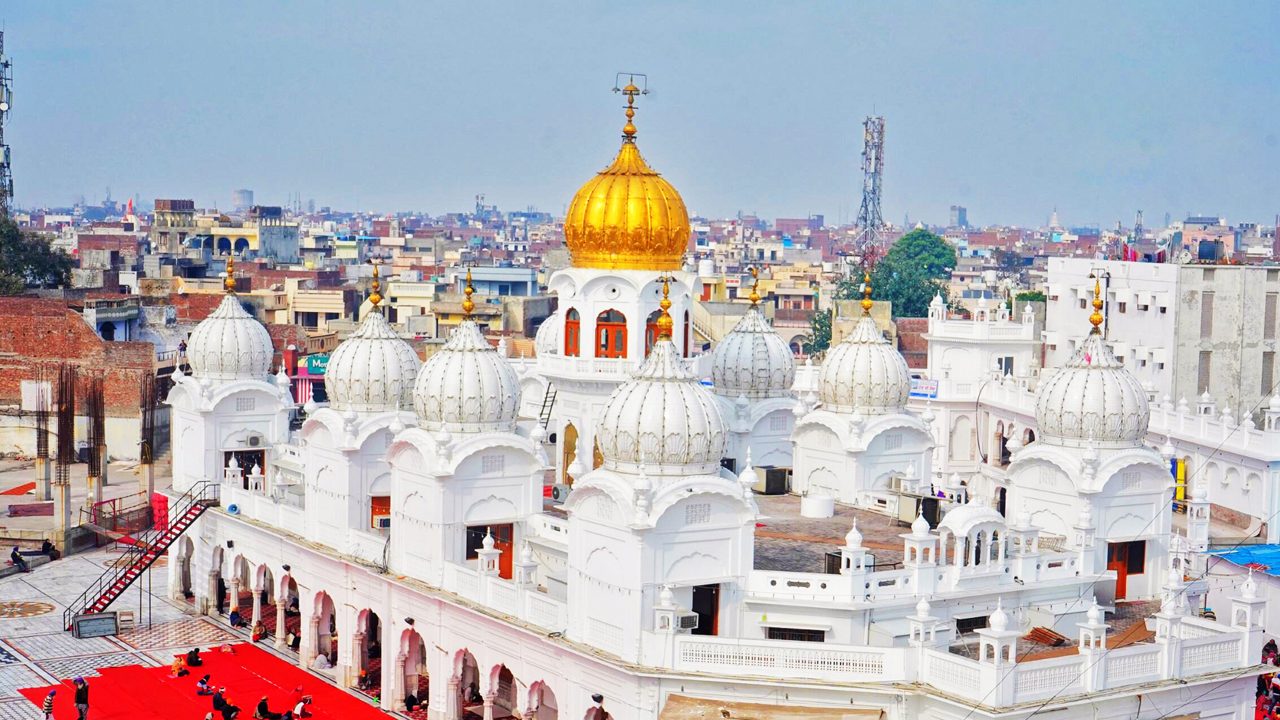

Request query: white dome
[
  {"left": 817, "top": 316, "right": 911, "bottom": 414},
  {"left": 535, "top": 310, "right": 562, "bottom": 356},
  {"left": 186, "top": 294, "right": 274, "bottom": 381},
  {"left": 325, "top": 311, "right": 420, "bottom": 413},
  {"left": 710, "top": 306, "right": 795, "bottom": 399},
  {"left": 989, "top": 601, "right": 1010, "bottom": 632},
  {"left": 845, "top": 519, "right": 863, "bottom": 548},
  {"left": 596, "top": 338, "right": 727, "bottom": 475},
  {"left": 413, "top": 320, "right": 520, "bottom": 433},
  {"left": 1035, "top": 331, "right": 1149, "bottom": 447}
]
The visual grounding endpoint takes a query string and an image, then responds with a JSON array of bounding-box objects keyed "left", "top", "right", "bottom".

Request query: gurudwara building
[{"left": 147, "top": 88, "right": 1267, "bottom": 719}]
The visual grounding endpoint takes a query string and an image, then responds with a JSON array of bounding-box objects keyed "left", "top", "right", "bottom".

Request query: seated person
[
  {"left": 41, "top": 539, "right": 59, "bottom": 561},
  {"left": 293, "top": 697, "right": 313, "bottom": 718},
  {"left": 228, "top": 610, "right": 245, "bottom": 628},
  {"left": 251, "top": 622, "right": 266, "bottom": 642},
  {"left": 10, "top": 546, "right": 28, "bottom": 573},
  {"left": 196, "top": 675, "right": 215, "bottom": 696},
  {"left": 255, "top": 696, "right": 281, "bottom": 720},
  {"left": 170, "top": 656, "right": 189, "bottom": 678},
  {"left": 312, "top": 653, "right": 331, "bottom": 670},
  {"left": 404, "top": 692, "right": 420, "bottom": 712},
  {"left": 187, "top": 648, "right": 204, "bottom": 666},
  {"left": 285, "top": 596, "right": 300, "bottom": 616}
]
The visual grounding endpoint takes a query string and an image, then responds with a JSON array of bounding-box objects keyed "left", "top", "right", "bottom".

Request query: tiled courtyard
[{"left": 0, "top": 548, "right": 281, "bottom": 719}]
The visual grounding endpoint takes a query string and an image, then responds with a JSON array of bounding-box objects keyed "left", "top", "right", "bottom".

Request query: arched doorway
[
  {"left": 564, "top": 309, "right": 580, "bottom": 357},
  {"left": 234, "top": 238, "right": 250, "bottom": 255},
  {"left": 311, "top": 591, "right": 338, "bottom": 672},
  {"left": 562, "top": 422, "right": 578, "bottom": 486},
  {"left": 276, "top": 575, "right": 301, "bottom": 653},
  {"left": 174, "top": 536, "right": 194, "bottom": 603},
  {"left": 100, "top": 322, "right": 116, "bottom": 341},
  {"left": 399, "top": 629, "right": 428, "bottom": 715},
  {"left": 526, "top": 681, "right": 558, "bottom": 720},
  {"left": 454, "top": 649, "right": 481, "bottom": 719},
  {"left": 490, "top": 665, "right": 518, "bottom": 718},
  {"left": 644, "top": 310, "right": 662, "bottom": 356},
  {"left": 594, "top": 309, "right": 627, "bottom": 359},
  {"left": 216, "top": 237, "right": 232, "bottom": 255},
  {"left": 228, "top": 555, "right": 251, "bottom": 619},
  {"left": 253, "top": 565, "right": 275, "bottom": 632},
  {"left": 209, "top": 546, "right": 225, "bottom": 615},
  {"left": 353, "top": 609, "right": 382, "bottom": 698}
]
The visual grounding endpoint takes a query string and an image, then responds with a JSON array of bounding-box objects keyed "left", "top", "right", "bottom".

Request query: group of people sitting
[
  {"left": 9, "top": 541, "right": 58, "bottom": 573},
  {"left": 1256, "top": 639, "right": 1280, "bottom": 719}
]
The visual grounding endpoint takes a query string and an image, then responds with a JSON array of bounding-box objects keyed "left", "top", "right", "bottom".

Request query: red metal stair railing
[{"left": 63, "top": 481, "right": 219, "bottom": 630}]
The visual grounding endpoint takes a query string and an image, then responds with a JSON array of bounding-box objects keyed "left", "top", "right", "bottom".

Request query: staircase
[
  {"left": 538, "top": 385, "right": 557, "bottom": 429},
  {"left": 63, "top": 481, "right": 219, "bottom": 630}
]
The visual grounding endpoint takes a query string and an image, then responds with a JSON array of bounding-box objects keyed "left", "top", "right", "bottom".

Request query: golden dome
[{"left": 564, "top": 84, "right": 690, "bottom": 271}]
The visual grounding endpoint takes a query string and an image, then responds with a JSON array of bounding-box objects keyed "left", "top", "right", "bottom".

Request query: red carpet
[
  {"left": 20, "top": 643, "right": 390, "bottom": 720},
  {"left": 1, "top": 481, "right": 36, "bottom": 496}
]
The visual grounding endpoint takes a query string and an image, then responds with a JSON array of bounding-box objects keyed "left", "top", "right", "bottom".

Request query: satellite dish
[
  {"left": 1178, "top": 249, "right": 1193, "bottom": 265},
  {"left": 226, "top": 504, "right": 240, "bottom": 515}
]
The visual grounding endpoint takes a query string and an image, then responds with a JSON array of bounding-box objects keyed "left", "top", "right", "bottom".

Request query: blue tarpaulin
[{"left": 1210, "top": 544, "right": 1280, "bottom": 576}]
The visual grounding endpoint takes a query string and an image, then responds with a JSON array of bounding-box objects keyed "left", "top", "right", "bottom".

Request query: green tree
[
  {"left": 802, "top": 309, "right": 832, "bottom": 355},
  {"left": 1015, "top": 290, "right": 1046, "bottom": 303},
  {"left": 869, "top": 228, "right": 957, "bottom": 318},
  {"left": 0, "top": 217, "right": 72, "bottom": 294}
]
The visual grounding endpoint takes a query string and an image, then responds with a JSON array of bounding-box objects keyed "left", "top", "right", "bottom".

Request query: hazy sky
[{"left": 5, "top": 2, "right": 1279, "bottom": 227}]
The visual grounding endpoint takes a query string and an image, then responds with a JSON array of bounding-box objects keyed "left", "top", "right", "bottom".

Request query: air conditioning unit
[
  {"left": 375, "top": 516, "right": 391, "bottom": 529},
  {"left": 676, "top": 612, "right": 700, "bottom": 631},
  {"left": 550, "top": 484, "right": 572, "bottom": 503}
]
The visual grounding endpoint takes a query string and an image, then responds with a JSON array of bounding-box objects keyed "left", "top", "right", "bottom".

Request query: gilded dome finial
[
  {"left": 1088, "top": 274, "right": 1104, "bottom": 332},
  {"left": 860, "top": 271, "right": 873, "bottom": 316},
  {"left": 619, "top": 78, "right": 641, "bottom": 141},
  {"left": 657, "top": 276, "right": 674, "bottom": 340},
  {"left": 748, "top": 266, "right": 761, "bottom": 307},
  {"left": 368, "top": 259, "right": 383, "bottom": 311},
  {"left": 223, "top": 255, "right": 237, "bottom": 294},
  {"left": 462, "top": 268, "right": 475, "bottom": 318}
]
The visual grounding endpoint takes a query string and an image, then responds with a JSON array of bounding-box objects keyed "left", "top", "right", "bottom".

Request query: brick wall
[{"left": 895, "top": 317, "right": 929, "bottom": 370}]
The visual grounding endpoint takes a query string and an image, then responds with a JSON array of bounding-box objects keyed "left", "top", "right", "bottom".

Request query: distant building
[
  {"left": 1043, "top": 257, "right": 1280, "bottom": 421},
  {"left": 949, "top": 205, "right": 968, "bottom": 228},
  {"left": 232, "top": 188, "right": 254, "bottom": 213}
]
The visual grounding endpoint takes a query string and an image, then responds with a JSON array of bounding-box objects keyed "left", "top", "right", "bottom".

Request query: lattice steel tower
[
  {"left": 0, "top": 32, "right": 12, "bottom": 216},
  {"left": 853, "top": 116, "right": 886, "bottom": 255}
]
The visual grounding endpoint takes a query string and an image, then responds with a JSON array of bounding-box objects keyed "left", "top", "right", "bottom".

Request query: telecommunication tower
[
  {"left": 852, "top": 116, "right": 886, "bottom": 261},
  {"left": 0, "top": 32, "right": 13, "bottom": 216}
]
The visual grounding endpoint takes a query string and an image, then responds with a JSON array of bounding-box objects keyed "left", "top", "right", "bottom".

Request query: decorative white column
[
  {"left": 275, "top": 599, "right": 287, "bottom": 650},
  {"left": 482, "top": 693, "right": 495, "bottom": 720},
  {"left": 228, "top": 578, "right": 241, "bottom": 616},
  {"left": 251, "top": 585, "right": 263, "bottom": 626}
]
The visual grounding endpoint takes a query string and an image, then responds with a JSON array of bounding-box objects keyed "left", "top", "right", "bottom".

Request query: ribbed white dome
[
  {"left": 818, "top": 316, "right": 910, "bottom": 414},
  {"left": 535, "top": 310, "right": 562, "bottom": 356},
  {"left": 597, "top": 339, "right": 727, "bottom": 475},
  {"left": 413, "top": 320, "right": 520, "bottom": 432},
  {"left": 1035, "top": 331, "right": 1149, "bottom": 447},
  {"left": 325, "top": 311, "right": 420, "bottom": 413},
  {"left": 710, "top": 306, "right": 795, "bottom": 399},
  {"left": 186, "top": 294, "right": 274, "bottom": 381}
]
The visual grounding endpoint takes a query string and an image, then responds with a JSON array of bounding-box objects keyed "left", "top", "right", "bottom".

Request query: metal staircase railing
[
  {"left": 538, "top": 385, "right": 557, "bottom": 429},
  {"left": 62, "top": 481, "right": 219, "bottom": 630}
]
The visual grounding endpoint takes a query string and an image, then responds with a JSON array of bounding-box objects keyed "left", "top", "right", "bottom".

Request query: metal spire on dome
[
  {"left": 1087, "top": 275, "right": 1104, "bottom": 332},
  {"left": 612, "top": 72, "right": 648, "bottom": 143},
  {"left": 223, "top": 255, "right": 237, "bottom": 294},
  {"left": 748, "top": 266, "right": 761, "bottom": 307},
  {"left": 462, "top": 268, "right": 475, "bottom": 319},
  {"left": 368, "top": 259, "right": 383, "bottom": 311},
  {"left": 657, "top": 276, "right": 674, "bottom": 340},
  {"left": 860, "top": 271, "right": 873, "bottom": 316}
]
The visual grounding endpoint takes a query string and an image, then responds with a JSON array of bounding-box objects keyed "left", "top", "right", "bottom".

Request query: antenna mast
[
  {"left": 852, "top": 116, "right": 886, "bottom": 265},
  {"left": 0, "top": 31, "right": 13, "bottom": 216}
]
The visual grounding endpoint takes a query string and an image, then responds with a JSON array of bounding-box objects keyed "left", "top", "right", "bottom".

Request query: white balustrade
[{"left": 674, "top": 636, "right": 900, "bottom": 683}]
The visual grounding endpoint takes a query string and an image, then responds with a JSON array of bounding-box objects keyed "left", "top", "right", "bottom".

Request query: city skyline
[{"left": 5, "top": 2, "right": 1280, "bottom": 227}]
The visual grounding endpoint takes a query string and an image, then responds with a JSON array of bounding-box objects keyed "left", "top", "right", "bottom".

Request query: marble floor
[{"left": 0, "top": 548, "right": 247, "bottom": 719}]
